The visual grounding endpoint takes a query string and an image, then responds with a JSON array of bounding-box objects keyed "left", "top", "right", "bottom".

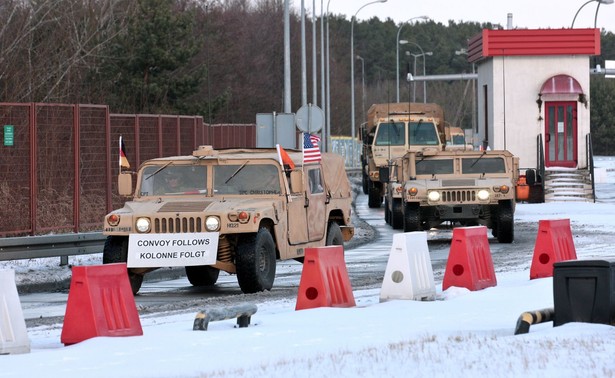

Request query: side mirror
[
  {"left": 379, "top": 166, "right": 390, "bottom": 183},
  {"left": 289, "top": 169, "right": 304, "bottom": 193},
  {"left": 118, "top": 172, "right": 133, "bottom": 196}
]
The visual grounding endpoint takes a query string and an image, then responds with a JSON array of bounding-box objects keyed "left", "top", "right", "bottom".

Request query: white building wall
[{"left": 476, "top": 55, "right": 591, "bottom": 170}]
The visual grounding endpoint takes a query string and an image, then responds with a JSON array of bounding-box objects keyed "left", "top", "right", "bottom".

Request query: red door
[{"left": 545, "top": 101, "right": 577, "bottom": 168}]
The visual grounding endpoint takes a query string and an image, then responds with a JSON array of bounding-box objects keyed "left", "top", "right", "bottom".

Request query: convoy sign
[{"left": 127, "top": 232, "right": 219, "bottom": 268}]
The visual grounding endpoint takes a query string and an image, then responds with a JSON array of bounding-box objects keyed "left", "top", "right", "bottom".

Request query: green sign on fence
[{"left": 3, "top": 125, "right": 13, "bottom": 146}]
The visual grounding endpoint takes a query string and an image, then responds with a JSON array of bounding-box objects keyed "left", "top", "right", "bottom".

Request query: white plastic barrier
[
  {"left": 0, "top": 269, "right": 30, "bottom": 354},
  {"left": 380, "top": 232, "right": 436, "bottom": 302}
]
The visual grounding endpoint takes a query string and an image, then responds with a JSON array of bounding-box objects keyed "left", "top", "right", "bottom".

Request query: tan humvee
[
  {"left": 382, "top": 149, "right": 519, "bottom": 243},
  {"left": 103, "top": 146, "right": 354, "bottom": 294}
]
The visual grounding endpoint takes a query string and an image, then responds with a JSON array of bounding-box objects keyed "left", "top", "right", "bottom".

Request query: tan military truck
[
  {"left": 360, "top": 102, "right": 445, "bottom": 208},
  {"left": 103, "top": 146, "right": 354, "bottom": 294},
  {"left": 382, "top": 149, "right": 519, "bottom": 243}
]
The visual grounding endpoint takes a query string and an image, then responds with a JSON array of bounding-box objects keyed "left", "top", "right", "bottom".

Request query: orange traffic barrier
[
  {"left": 61, "top": 263, "right": 143, "bottom": 345},
  {"left": 295, "top": 246, "right": 356, "bottom": 311},
  {"left": 442, "top": 226, "right": 497, "bottom": 291},
  {"left": 530, "top": 219, "right": 577, "bottom": 279}
]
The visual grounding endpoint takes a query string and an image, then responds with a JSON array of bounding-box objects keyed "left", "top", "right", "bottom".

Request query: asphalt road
[{"left": 21, "top": 186, "right": 567, "bottom": 327}]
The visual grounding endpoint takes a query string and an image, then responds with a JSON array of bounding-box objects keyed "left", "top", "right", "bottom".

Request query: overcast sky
[{"left": 300, "top": 0, "right": 615, "bottom": 32}]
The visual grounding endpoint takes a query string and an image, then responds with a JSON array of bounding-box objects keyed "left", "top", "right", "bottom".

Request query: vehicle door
[{"left": 305, "top": 166, "right": 326, "bottom": 241}]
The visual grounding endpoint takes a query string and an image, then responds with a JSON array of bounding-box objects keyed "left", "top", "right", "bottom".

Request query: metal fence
[
  {"left": 0, "top": 103, "right": 256, "bottom": 237},
  {"left": 331, "top": 136, "right": 361, "bottom": 169}
]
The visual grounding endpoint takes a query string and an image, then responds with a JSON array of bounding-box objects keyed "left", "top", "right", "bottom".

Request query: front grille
[
  {"left": 440, "top": 190, "right": 476, "bottom": 203},
  {"left": 154, "top": 216, "right": 205, "bottom": 233}
]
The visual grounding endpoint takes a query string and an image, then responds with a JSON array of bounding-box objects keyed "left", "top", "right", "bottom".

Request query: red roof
[{"left": 468, "top": 28, "right": 601, "bottom": 63}]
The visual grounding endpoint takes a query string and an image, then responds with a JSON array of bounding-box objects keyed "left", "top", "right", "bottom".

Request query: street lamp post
[
  {"left": 351, "top": 0, "right": 386, "bottom": 167},
  {"left": 396, "top": 16, "right": 428, "bottom": 103},
  {"left": 571, "top": 0, "right": 614, "bottom": 28},
  {"left": 402, "top": 41, "right": 432, "bottom": 103},
  {"left": 325, "top": 0, "right": 331, "bottom": 152},
  {"left": 356, "top": 55, "right": 366, "bottom": 122}
]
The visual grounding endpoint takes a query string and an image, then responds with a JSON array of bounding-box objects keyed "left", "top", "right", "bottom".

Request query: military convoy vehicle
[
  {"left": 360, "top": 102, "right": 446, "bottom": 208},
  {"left": 382, "top": 149, "right": 519, "bottom": 243},
  {"left": 103, "top": 146, "right": 354, "bottom": 294}
]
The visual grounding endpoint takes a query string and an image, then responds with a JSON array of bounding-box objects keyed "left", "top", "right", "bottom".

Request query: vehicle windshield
[
  {"left": 139, "top": 165, "right": 207, "bottom": 196},
  {"left": 462, "top": 157, "right": 506, "bottom": 174},
  {"left": 408, "top": 121, "right": 439, "bottom": 145},
  {"left": 451, "top": 134, "right": 466, "bottom": 145},
  {"left": 374, "top": 122, "right": 404, "bottom": 146},
  {"left": 214, "top": 164, "right": 281, "bottom": 195},
  {"left": 415, "top": 159, "right": 454, "bottom": 175}
]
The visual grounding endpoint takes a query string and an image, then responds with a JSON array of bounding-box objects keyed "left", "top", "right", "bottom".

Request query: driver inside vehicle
[{"left": 156, "top": 172, "right": 185, "bottom": 194}]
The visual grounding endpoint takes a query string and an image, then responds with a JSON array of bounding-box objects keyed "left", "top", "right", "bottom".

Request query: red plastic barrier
[
  {"left": 295, "top": 246, "right": 356, "bottom": 311},
  {"left": 442, "top": 226, "right": 497, "bottom": 291},
  {"left": 530, "top": 219, "right": 577, "bottom": 279},
  {"left": 61, "top": 263, "right": 143, "bottom": 345}
]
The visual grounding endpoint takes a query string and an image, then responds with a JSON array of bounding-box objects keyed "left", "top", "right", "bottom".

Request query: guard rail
[{"left": 0, "top": 232, "right": 106, "bottom": 265}]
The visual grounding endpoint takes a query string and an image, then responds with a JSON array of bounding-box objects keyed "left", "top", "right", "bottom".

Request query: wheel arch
[{"left": 257, "top": 218, "right": 279, "bottom": 259}]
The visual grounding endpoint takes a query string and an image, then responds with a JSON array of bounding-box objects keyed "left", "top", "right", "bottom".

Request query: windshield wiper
[
  {"left": 470, "top": 151, "right": 487, "bottom": 168},
  {"left": 224, "top": 161, "right": 249, "bottom": 184},
  {"left": 145, "top": 161, "right": 173, "bottom": 181}
]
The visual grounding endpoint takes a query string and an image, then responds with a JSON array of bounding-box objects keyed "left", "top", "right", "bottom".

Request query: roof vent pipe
[{"left": 507, "top": 13, "right": 513, "bottom": 29}]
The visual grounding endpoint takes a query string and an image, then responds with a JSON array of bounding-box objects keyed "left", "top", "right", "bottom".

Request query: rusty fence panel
[
  {"left": 0, "top": 103, "right": 257, "bottom": 238},
  {"left": 0, "top": 104, "right": 32, "bottom": 236}
]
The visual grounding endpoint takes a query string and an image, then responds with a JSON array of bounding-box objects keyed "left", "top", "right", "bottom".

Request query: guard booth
[{"left": 467, "top": 28, "right": 601, "bottom": 202}]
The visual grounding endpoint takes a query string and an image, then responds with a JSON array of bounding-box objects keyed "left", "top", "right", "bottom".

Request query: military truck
[
  {"left": 360, "top": 102, "right": 445, "bottom": 208},
  {"left": 103, "top": 146, "right": 354, "bottom": 294},
  {"left": 445, "top": 126, "right": 473, "bottom": 150},
  {"left": 382, "top": 149, "right": 519, "bottom": 243}
]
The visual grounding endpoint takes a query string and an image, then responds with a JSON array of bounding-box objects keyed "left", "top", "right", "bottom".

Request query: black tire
[
  {"left": 185, "top": 265, "right": 220, "bottom": 286},
  {"left": 403, "top": 202, "right": 422, "bottom": 232},
  {"left": 391, "top": 198, "right": 404, "bottom": 230},
  {"left": 102, "top": 235, "right": 128, "bottom": 264},
  {"left": 326, "top": 222, "right": 344, "bottom": 246},
  {"left": 496, "top": 200, "right": 514, "bottom": 243},
  {"left": 102, "top": 236, "right": 143, "bottom": 295},
  {"left": 362, "top": 170, "right": 369, "bottom": 195},
  {"left": 525, "top": 169, "right": 536, "bottom": 186},
  {"left": 236, "top": 228, "right": 277, "bottom": 294},
  {"left": 367, "top": 181, "right": 382, "bottom": 208}
]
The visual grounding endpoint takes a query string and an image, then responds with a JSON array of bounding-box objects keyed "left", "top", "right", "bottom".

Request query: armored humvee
[
  {"left": 382, "top": 149, "right": 519, "bottom": 243},
  {"left": 103, "top": 146, "right": 354, "bottom": 294}
]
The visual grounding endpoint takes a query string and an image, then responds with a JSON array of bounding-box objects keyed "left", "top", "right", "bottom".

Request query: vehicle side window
[{"left": 308, "top": 168, "right": 324, "bottom": 194}]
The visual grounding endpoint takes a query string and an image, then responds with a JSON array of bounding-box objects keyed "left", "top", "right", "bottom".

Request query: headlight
[
  {"left": 427, "top": 191, "right": 440, "bottom": 202},
  {"left": 205, "top": 216, "right": 220, "bottom": 231},
  {"left": 135, "top": 217, "right": 151, "bottom": 233},
  {"left": 477, "top": 189, "right": 490, "bottom": 201}
]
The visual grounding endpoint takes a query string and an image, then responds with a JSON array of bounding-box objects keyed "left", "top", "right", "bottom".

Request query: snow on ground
[{"left": 1, "top": 157, "right": 615, "bottom": 377}]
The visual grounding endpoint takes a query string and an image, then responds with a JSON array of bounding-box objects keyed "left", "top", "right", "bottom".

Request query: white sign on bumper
[{"left": 127, "top": 233, "right": 219, "bottom": 268}]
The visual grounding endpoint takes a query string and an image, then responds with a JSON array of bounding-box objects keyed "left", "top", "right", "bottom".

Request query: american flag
[{"left": 303, "top": 133, "right": 321, "bottom": 164}]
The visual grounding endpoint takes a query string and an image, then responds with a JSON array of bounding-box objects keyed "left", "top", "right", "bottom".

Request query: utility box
[{"left": 553, "top": 259, "right": 615, "bottom": 327}]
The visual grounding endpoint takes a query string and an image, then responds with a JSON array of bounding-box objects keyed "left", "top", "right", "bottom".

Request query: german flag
[{"left": 119, "top": 136, "right": 130, "bottom": 170}]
